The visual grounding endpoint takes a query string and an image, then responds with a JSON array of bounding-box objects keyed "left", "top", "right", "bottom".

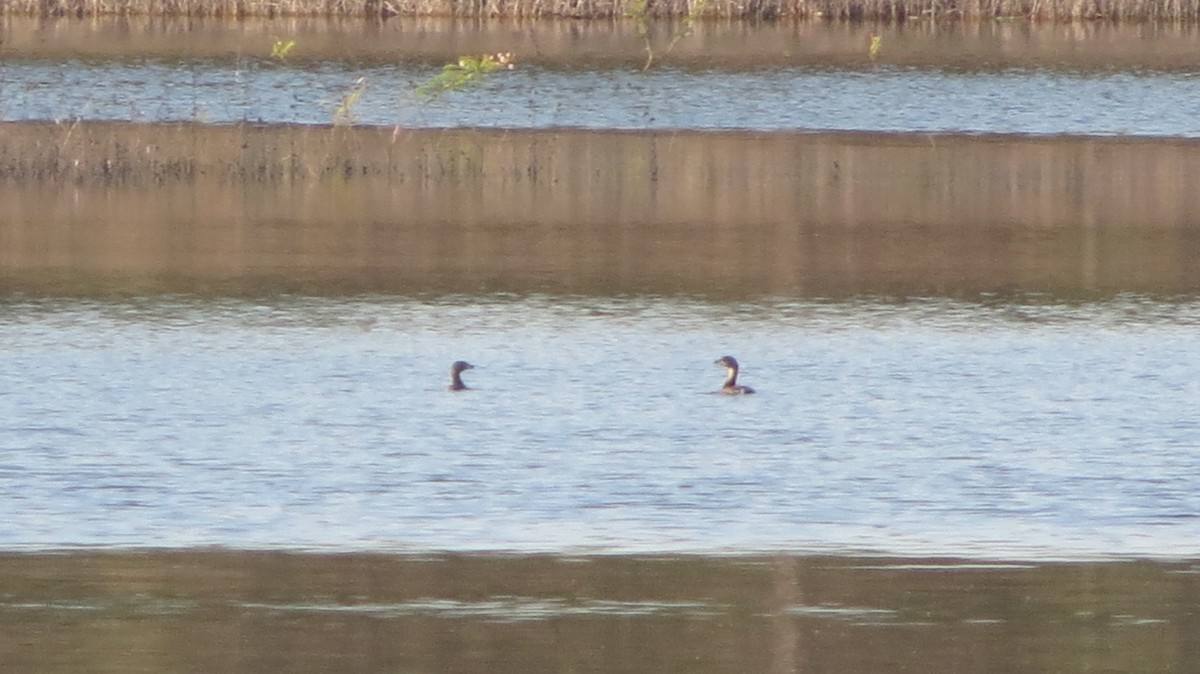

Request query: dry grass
[
  {"left": 5, "top": 0, "right": 1200, "bottom": 19},
  {"left": 4, "top": 17, "right": 1200, "bottom": 73}
]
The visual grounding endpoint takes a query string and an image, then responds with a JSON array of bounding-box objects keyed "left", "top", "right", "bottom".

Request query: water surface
[
  {"left": 6, "top": 58, "right": 1200, "bottom": 134},
  {"left": 1, "top": 551, "right": 1195, "bottom": 673},
  {"left": 5, "top": 16, "right": 1199, "bottom": 673},
  {"left": 3, "top": 294, "right": 1198, "bottom": 558},
  {"left": 4, "top": 18, "right": 1200, "bottom": 134}
]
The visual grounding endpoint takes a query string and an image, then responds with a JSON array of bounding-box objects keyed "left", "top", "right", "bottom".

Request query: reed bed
[
  {"left": 10, "top": 17, "right": 1200, "bottom": 73},
  {"left": 6, "top": 0, "right": 1200, "bottom": 20},
  {"left": 4, "top": 121, "right": 1200, "bottom": 297},
  {"left": 5, "top": 18, "right": 1200, "bottom": 83}
]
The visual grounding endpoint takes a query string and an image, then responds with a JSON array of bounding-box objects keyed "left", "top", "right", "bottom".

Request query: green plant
[
  {"left": 868, "top": 34, "right": 883, "bottom": 61},
  {"left": 631, "top": 0, "right": 709, "bottom": 71},
  {"left": 271, "top": 39, "right": 296, "bottom": 62},
  {"left": 333, "top": 76, "right": 368, "bottom": 126},
  {"left": 415, "top": 52, "right": 515, "bottom": 99}
]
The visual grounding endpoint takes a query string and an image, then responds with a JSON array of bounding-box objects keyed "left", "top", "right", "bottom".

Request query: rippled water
[
  {"left": 3, "top": 294, "right": 1198, "bottom": 558},
  {"left": 4, "top": 18, "right": 1200, "bottom": 134},
  {"left": 9, "top": 58, "right": 1200, "bottom": 134},
  {"left": 5, "top": 59, "right": 1200, "bottom": 134},
  {"left": 5, "top": 19, "right": 1199, "bottom": 672}
]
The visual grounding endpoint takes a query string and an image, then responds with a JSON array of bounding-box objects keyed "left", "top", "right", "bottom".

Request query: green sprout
[
  {"left": 416, "top": 52, "right": 515, "bottom": 99},
  {"left": 271, "top": 39, "right": 296, "bottom": 62},
  {"left": 868, "top": 34, "right": 883, "bottom": 61}
]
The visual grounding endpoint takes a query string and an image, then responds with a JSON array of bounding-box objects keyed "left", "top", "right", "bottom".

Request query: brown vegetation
[
  {"left": 2, "top": 17, "right": 1198, "bottom": 73},
  {"left": 3, "top": 0, "right": 1200, "bottom": 20}
]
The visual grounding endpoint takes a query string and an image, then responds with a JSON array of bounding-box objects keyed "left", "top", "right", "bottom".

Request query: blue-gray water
[
  {"left": 6, "top": 21, "right": 1200, "bottom": 673},
  {"left": 4, "top": 59, "right": 1200, "bottom": 135},
  {"left": 3, "top": 295, "right": 1198, "bottom": 559}
]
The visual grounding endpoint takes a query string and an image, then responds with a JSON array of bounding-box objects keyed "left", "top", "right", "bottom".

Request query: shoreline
[
  {"left": 2, "top": 17, "right": 1198, "bottom": 72},
  {"left": 3, "top": 0, "right": 1200, "bottom": 20}
]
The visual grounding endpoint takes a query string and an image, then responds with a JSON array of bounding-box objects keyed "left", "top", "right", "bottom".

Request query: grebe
[
  {"left": 714, "top": 355, "right": 755, "bottom": 395},
  {"left": 449, "top": 360, "right": 474, "bottom": 391}
]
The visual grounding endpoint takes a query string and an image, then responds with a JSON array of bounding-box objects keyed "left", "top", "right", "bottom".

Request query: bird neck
[{"left": 723, "top": 368, "right": 738, "bottom": 388}]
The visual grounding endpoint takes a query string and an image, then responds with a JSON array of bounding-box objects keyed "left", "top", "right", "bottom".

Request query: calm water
[
  {"left": 3, "top": 294, "right": 1198, "bottom": 559},
  {"left": 5, "top": 59, "right": 1200, "bottom": 134},
  {"left": 3, "top": 19, "right": 1200, "bottom": 134},
  {"left": 4, "top": 19, "right": 1200, "bottom": 671},
  {"left": 2, "top": 551, "right": 1197, "bottom": 673}
]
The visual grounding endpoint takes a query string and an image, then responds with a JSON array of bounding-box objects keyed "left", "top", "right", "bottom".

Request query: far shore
[
  {"left": 1, "top": 16, "right": 1197, "bottom": 72},
  {"left": 2, "top": 0, "right": 1199, "bottom": 21}
]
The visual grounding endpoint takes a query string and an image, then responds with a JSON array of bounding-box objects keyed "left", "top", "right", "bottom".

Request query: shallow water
[
  {"left": 6, "top": 58, "right": 1200, "bottom": 135},
  {"left": 3, "top": 294, "right": 1198, "bottom": 559},
  {"left": 4, "top": 19, "right": 1200, "bottom": 134}
]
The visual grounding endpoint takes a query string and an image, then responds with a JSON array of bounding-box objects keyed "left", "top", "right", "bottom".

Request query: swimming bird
[
  {"left": 449, "top": 360, "right": 474, "bottom": 391},
  {"left": 714, "top": 355, "right": 755, "bottom": 395}
]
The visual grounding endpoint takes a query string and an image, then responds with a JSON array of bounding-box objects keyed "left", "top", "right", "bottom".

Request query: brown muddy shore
[
  {"left": 3, "top": 120, "right": 1200, "bottom": 298},
  {"left": 4, "top": 0, "right": 1200, "bottom": 21}
]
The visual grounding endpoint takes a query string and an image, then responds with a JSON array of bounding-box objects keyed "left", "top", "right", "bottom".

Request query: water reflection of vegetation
[
  {"left": 630, "top": 0, "right": 709, "bottom": 70},
  {"left": 0, "top": 552, "right": 1195, "bottom": 672},
  {"left": 3, "top": 123, "right": 1200, "bottom": 298},
  {"left": 332, "top": 75, "right": 367, "bottom": 125}
]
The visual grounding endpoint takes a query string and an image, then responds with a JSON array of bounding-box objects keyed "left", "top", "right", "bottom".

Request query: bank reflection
[
  {"left": 0, "top": 552, "right": 1194, "bottom": 672},
  {"left": 3, "top": 125, "right": 1200, "bottom": 299}
]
